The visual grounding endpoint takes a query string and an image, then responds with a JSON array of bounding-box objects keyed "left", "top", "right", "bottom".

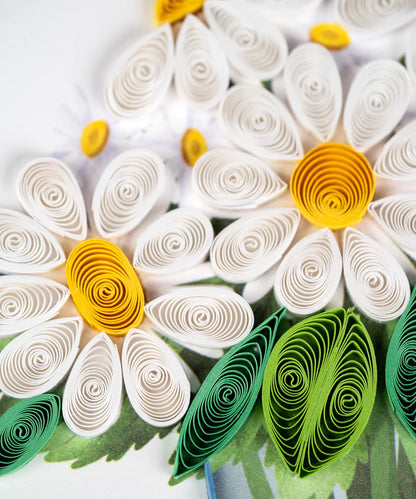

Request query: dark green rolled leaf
[
  {"left": 0, "top": 394, "right": 60, "bottom": 476},
  {"left": 262, "top": 308, "right": 377, "bottom": 477},
  {"left": 386, "top": 285, "right": 416, "bottom": 439},
  {"left": 172, "top": 307, "right": 286, "bottom": 479}
]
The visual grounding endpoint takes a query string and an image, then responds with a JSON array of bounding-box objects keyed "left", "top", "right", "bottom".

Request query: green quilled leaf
[
  {"left": 262, "top": 308, "right": 377, "bottom": 477},
  {"left": 0, "top": 394, "right": 60, "bottom": 476},
  {"left": 386, "top": 285, "right": 416, "bottom": 440},
  {"left": 172, "top": 307, "right": 286, "bottom": 479}
]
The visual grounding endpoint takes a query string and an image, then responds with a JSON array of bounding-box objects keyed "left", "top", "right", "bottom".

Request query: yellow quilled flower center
[
  {"left": 181, "top": 128, "right": 208, "bottom": 166},
  {"left": 154, "top": 0, "right": 204, "bottom": 25},
  {"left": 290, "top": 142, "right": 375, "bottom": 230},
  {"left": 66, "top": 239, "right": 145, "bottom": 336},
  {"left": 310, "top": 23, "right": 350, "bottom": 50},
  {"left": 80, "top": 120, "right": 109, "bottom": 158}
]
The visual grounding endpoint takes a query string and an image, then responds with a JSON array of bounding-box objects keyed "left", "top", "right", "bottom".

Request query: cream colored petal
[
  {"left": 0, "top": 317, "right": 82, "bottom": 398},
  {"left": 63, "top": 333, "right": 123, "bottom": 438},
  {"left": 122, "top": 328, "right": 190, "bottom": 427}
]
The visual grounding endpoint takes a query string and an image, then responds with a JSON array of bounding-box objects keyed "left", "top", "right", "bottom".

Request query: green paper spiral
[
  {"left": 262, "top": 308, "right": 377, "bottom": 477},
  {"left": 0, "top": 394, "right": 61, "bottom": 476},
  {"left": 386, "top": 285, "right": 416, "bottom": 439},
  {"left": 173, "top": 308, "right": 285, "bottom": 479}
]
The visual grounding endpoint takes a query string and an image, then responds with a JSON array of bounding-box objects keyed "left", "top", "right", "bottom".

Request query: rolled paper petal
[
  {"left": 63, "top": 333, "right": 123, "bottom": 438},
  {"left": 0, "top": 317, "right": 82, "bottom": 398},
  {"left": 154, "top": 0, "right": 204, "bottom": 24},
  {"left": 204, "top": 1, "right": 288, "bottom": 82},
  {"left": 274, "top": 228, "right": 342, "bottom": 315},
  {"left": 173, "top": 307, "right": 285, "bottom": 478},
  {"left": 336, "top": 0, "right": 416, "bottom": 34},
  {"left": 122, "top": 328, "right": 190, "bottom": 427},
  {"left": 219, "top": 84, "right": 303, "bottom": 160},
  {"left": 210, "top": 208, "right": 300, "bottom": 283},
  {"left": 0, "top": 276, "right": 69, "bottom": 338},
  {"left": 17, "top": 157, "right": 87, "bottom": 240},
  {"left": 0, "top": 209, "right": 65, "bottom": 274},
  {"left": 369, "top": 194, "right": 416, "bottom": 261},
  {"left": 175, "top": 15, "right": 229, "bottom": 111},
  {"left": 406, "top": 36, "right": 416, "bottom": 87},
  {"left": 343, "top": 227, "right": 410, "bottom": 322},
  {"left": 284, "top": 43, "right": 342, "bottom": 142},
  {"left": 386, "top": 286, "right": 416, "bottom": 439},
  {"left": 262, "top": 308, "right": 377, "bottom": 477},
  {"left": 145, "top": 285, "right": 254, "bottom": 348},
  {"left": 0, "top": 394, "right": 60, "bottom": 476},
  {"left": 192, "top": 149, "right": 286, "bottom": 210},
  {"left": 133, "top": 208, "right": 213, "bottom": 274},
  {"left": 105, "top": 24, "right": 174, "bottom": 118},
  {"left": 343, "top": 60, "right": 412, "bottom": 152},
  {"left": 92, "top": 149, "right": 166, "bottom": 238},
  {"left": 290, "top": 143, "right": 375, "bottom": 230},
  {"left": 373, "top": 120, "right": 416, "bottom": 181},
  {"left": 66, "top": 239, "right": 144, "bottom": 336}
]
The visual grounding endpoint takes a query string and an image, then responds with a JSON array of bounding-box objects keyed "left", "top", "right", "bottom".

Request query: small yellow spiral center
[
  {"left": 181, "top": 128, "right": 208, "bottom": 166},
  {"left": 80, "top": 120, "right": 109, "bottom": 158},
  {"left": 290, "top": 143, "right": 375, "bottom": 230},
  {"left": 154, "top": 0, "right": 204, "bottom": 25},
  {"left": 310, "top": 23, "right": 350, "bottom": 50}
]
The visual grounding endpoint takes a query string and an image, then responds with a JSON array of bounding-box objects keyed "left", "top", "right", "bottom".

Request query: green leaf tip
[
  {"left": 172, "top": 307, "right": 286, "bottom": 479},
  {"left": 262, "top": 308, "right": 377, "bottom": 477}
]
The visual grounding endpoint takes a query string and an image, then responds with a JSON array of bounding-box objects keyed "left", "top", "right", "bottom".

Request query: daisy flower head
[{"left": 0, "top": 150, "right": 255, "bottom": 439}]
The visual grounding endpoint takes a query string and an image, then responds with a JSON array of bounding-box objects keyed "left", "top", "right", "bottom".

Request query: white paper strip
[
  {"left": 17, "top": 157, "right": 87, "bottom": 240},
  {"left": 133, "top": 208, "right": 213, "bottom": 274},
  {"left": 92, "top": 149, "right": 166, "bottom": 238},
  {"left": 274, "top": 228, "right": 342, "bottom": 315},
  {"left": 145, "top": 285, "right": 254, "bottom": 349},
  {"left": 369, "top": 194, "right": 416, "bottom": 261},
  {"left": 122, "top": 328, "right": 190, "bottom": 427},
  {"left": 219, "top": 84, "right": 303, "bottom": 160},
  {"left": 0, "top": 209, "right": 65, "bottom": 274},
  {"left": 0, "top": 317, "right": 82, "bottom": 398},
  {"left": 343, "top": 227, "right": 410, "bottom": 322},
  {"left": 343, "top": 60, "right": 412, "bottom": 152},
  {"left": 336, "top": 0, "right": 416, "bottom": 34},
  {"left": 0, "top": 276, "right": 69, "bottom": 338},
  {"left": 105, "top": 24, "right": 174, "bottom": 118},
  {"left": 204, "top": 0, "right": 288, "bottom": 82},
  {"left": 192, "top": 148, "right": 286, "bottom": 210},
  {"left": 373, "top": 120, "right": 416, "bottom": 181},
  {"left": 62, "top": 333, "right": 123, "bottom": 438},
  {"left": 175, "top": 14, "right": 229, "bottom": 111},
  {"left": 210, "top": 208, "right": 300, "bottom": 283},
  {"left": 406, "top": 34, "right": 416, "bottom": 87},
  {"left": 284, "top": 43, "right": 342, "bottom": 142}
]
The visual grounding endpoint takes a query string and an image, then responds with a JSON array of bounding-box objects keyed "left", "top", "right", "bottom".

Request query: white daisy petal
[
  {"left": 204, "top": 0, "right": 288, "bottom": 82},
  {"left": 406, "top": 33, "right": 416, "bottom": 87},
  {"left": 192, "top": 148, "right": 286, "bottom": 211},
  {"left": 343, "top": 227, "right": 410, "bottom": 322},
  {"left": 133, "top": 208, "right": 213, "bottom": 274},
  {"left": 122, "top": 328, "right": 190, "bottom": 427},
  {"left": 0, "top": 317, "right": 82, "bottom": 398},
  {"left": 105, "top": 24, "right": 174, "bottom": 119},
  {"left": 336, "top": 0, "right": 416, "bottom": 35},
  {"left": 219, "top": 84, "right": 303, "bottom": 160},
  {"left": 274, "top": 228, "right": 342, "bottom": 315},
  {"left": 145, "top": 286, "right": 254, "bottom": 349},
  {"left": 17, "top": 157, "right": 87, "bottom": 240},
  {"left": 92, "top": 149, "right": 166, "bottom": 238},
  {"left": 175, "top": 14, "right": 229, "bottom": 111},
  {"left": 284, "top": 43, "right": 342, "bottom": 142},
  {"left": 343, "top": 60, "right": 412, "bottom": 152},
  {"left": 373, "top": 120, "right": 416, "bottom": 180},
  {"left": 369, "top": 194, "right": 416, "bottom": 261},
  {"left": 210, "top": 208, "right": 300, "bottom": 283},
  {"left": 63, "top": 333, "right": 123, "bottom": 438},
  {"left": 0, "top": 276, "right": 69, "bottom": 338},
  {"left": 0, "top": 209, "right": 65, "bottom": 274}
]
